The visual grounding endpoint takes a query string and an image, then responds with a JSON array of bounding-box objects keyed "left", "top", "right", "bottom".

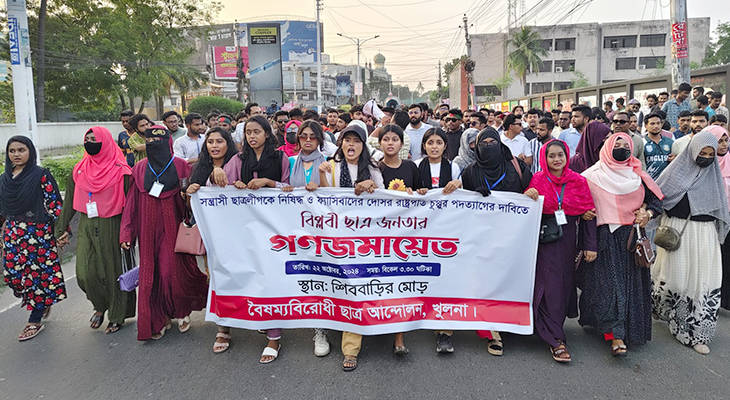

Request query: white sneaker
[{"left": 313, "top": 329, "right": 330, "bottom": 357}]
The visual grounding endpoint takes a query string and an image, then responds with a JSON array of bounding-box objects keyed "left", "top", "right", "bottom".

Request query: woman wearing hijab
[
  {"left": 569, "top": 121, "right": 611, "bottom": 174},
  {"left": 652, "top": 129, "right": 730, "bottom": 355},
  {"left": 710, "top": 126, "right": 730, "bottom": 310},
  {"left": 120, "top": 125, "right": 208, "bottom": 341},
  {"left": 452, "top": 128, "right": 479, "bottom": 171},
  {"left": 55, "top": 127, "right": 135, "bottom": 334},
  {"left": 278, "top": 120, "right": 301, "bottom": 157},
  {"left": 454, "top": 127, "right": 536, "bottom": 356},
  {"left": 524, "top": 140, "right": 596, "bottom": 362},
  {"left": 579, "top": 132, "right": 663, "bottom": 356},
  {"left": 1, "top": 136, "right": 66, "bottom": 341}
]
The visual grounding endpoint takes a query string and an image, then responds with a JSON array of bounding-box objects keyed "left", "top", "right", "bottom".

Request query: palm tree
[{"left": 507, "top": 26, "right": 548, "bottom": 93}]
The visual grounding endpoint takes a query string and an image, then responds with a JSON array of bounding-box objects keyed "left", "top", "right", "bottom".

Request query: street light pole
[{"left": 337, "top": 32, "right": 379, "bottom": 104}]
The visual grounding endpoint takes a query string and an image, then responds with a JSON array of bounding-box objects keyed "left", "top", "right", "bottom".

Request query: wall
[{"left": 0, "top": 122, "right": 123, "bottom": 151}]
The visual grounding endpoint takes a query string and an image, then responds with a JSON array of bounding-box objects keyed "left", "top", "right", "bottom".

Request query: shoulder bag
[
  {"left": 174, "top": 209, "right": 205, "bottom": 255},
  {"left": 118, "top": 245, "right": 139, "bottom": 292},
  {"left": 627, "top": 224, "right": 655, "bottom": 268},
  {"left": 539, "top": 216, "right": 563, "bottom": 244},
  {"left": 653, "top": 213, "right": 691, "bottom": 251}
]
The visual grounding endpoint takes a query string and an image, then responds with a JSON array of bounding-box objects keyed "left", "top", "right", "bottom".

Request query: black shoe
[{"left": 436, "top": 333, "right": 454, "bottom": 353}]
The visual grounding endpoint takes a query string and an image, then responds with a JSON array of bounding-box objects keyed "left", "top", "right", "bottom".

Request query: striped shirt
[{"left": 529, "top": 138, "right": 543, "bottom": 174}]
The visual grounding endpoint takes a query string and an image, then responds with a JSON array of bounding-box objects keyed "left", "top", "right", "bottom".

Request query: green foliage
[
  {"left": 443, "top": 55, "right": 467, "bottom": 84},
  {"left": 0, "top": 80, "right": 15, "bottom": 123},
  {"left": 187, "top": 96, "right": 245, "bottom": 117},
  {"left": 705, "top": 21, "right": 730, "bottom": 66},
  {"left": 72, "top": 108, "right": 121, "bottom": 122},
  {"left": 507, "top": 26, "right": 548, "bottom": 88},
  {"left": 490, "top": 73, "right": 514, "bottom": 95},
  {"left": 41, "top": 148, "right": 84, "bottom": 191},
  {"left": 570, "top": 70, "right": 590, "bottom": 89}
]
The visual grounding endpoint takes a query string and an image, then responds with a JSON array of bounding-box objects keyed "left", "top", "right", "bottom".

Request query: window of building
[
  {"left": 554, "top": 82, "right": 572, "bottom": 91},
  {"left": 531, "top": 82, "right": 552, "bottom": 94},
  {"left": 534, "top": 60, "right": 552, "bottom": 73},
  {"left": 554, "top": 60, "right": 575, "bottom": 72},
  {"left": 475, "top": 85, "right": 501, "bottom": 96},
  {"left": 640, "top": 34, "right": 666, "bottom": 47},
  {"left": 540, "top": 39, "right": 553, "bottom": 51},
  {"left": 604, "top": 35, "right": 637, "bottom": 48},
  {"left": 638, "top": 56, "right": 665, "bottom": 69},
  {"left": 615, "top": 57, "right": 636, "bottom": 70},
  {"left": 554, "top": 38, "right": 576, "bottom": 51}
]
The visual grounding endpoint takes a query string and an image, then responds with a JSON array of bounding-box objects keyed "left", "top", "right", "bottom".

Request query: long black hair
[
  {"left": 189, "top": 127, "right": 238, "bottom": 185},
  {"left": 240, "top": 114, "right": 278, "bottom": 161},
  {"left": 420, "top": 128, "right": 449, "bottom": 161},
  {"left": 333, "top": 128, "right": 377, "bottom": 184},
  {"left": 298, "top": 120, "right": 325, "bottom": 151}
]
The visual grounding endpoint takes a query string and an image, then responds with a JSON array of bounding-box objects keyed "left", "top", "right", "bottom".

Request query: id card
[
  {"left": 86, "top": 201, "right": 99, "bottom": 218},
  {"left": 555, "top": 209, "right": 567, "bottom": 225},
  {"left": 149, "top": 181, "right": 164, "bottom": 198}
]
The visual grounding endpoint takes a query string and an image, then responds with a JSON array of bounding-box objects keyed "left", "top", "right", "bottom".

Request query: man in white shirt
[
  {"left": 174, "top": 112, "right": 207, "bottom": 164},
  {"left": 404, "top": 104, "right": 431, "bottom": 160},
  {"left": 500, "top": 113, "right": 532, "bottom": 165}
]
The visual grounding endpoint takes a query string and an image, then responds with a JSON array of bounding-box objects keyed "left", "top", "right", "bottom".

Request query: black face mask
[
  {"left": 612, "top": 147, "right": 631, "bottom": 162},
  {"left": 696, "top": 155, "right": 715, "bottom": 168},
  {"left": 84, "top": 141, "right": 102, "bottom": 156},
  {"left": 477, "top": 142, "right": 502, "bottom": 167}
]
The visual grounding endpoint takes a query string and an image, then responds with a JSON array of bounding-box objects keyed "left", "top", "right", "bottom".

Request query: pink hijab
[
  {"left": 582, "top": 132, "right": 663, "bottom": 227},
  {"left": 72, "top": 127, "right": 132, "bottom": 217},
  {"left": 708, "top": 125, "right": 730, "bottom": 208},
  {"left": 278, "top": 120, "right": 301, "bottom": 157}
]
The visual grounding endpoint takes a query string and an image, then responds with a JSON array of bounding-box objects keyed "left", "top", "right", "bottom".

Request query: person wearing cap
[
  {"left": 627, "top": 98, "right": 644, "bottom": 127},
  {"left": 173, "top": 112, "right": 207, "bottom": 164},
  {"left": 120, "top": 125, "right": 208, "bottom": 341},
  {"left": 317, "top": 123, "right": 384, "bottom": 371},
  {"left": 266, "top": 98, "right": 280, "bottom": 115}
]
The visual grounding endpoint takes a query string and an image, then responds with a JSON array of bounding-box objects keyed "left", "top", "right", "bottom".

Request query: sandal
[
  {"left": 260, "top": 344, "right": 281, "bottom": 364},
  {"left": 611, "top": 344, "right": 627, "bottom": 357},
  {"left": 18, "top": 323, "right": 45, "bottom": 342},
  {"left": 151, "top": 322, "right": 172, "bottom": 340},
  {"left": 551, "top": 342, "right": 572, "bottom": 363},
  {"left": 90, "top": 313, "right": 104, "bottom": 329},
  {"left": 342, "top": 356, "right": 358, "bottom": 372},
  {"left": 178, "top": 316, "right": 191, "bottom": 333},
  {"left": 105, "top": 323, "right": 123, "bottom": 334},
  {"left": 394, "top": 344, "right": 409, "bottom": 355},
  {"left": 42, "top": 306, "right": 52, "bottom": 320},
  {"left": 487, "top": 340, "right": 504, "bottom": 356},
  {"left": 213, "top": 332, "right": 231, "bottom": 354}
]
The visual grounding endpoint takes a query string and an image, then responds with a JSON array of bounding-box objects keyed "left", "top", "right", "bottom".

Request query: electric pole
[
  {"left": 337, "top": 33, "right": 379, "bottom": 104},
  {"left": 234, "top": 20, "right": 246, "bottom": 103},
  {"left": 463, "top": 14, "right": 475, "bottom": 110},
  {"left": 669, "top": 0, "right": 690, "bottom": 89},
  {"left": 6, "top": 0, "right": 39, "bottom": 148},
  {"left": 316, "top": 0, "right": 323, "bottom": 111},
  {"left": 437, "top": 60, "right": 443, "bottom": 102}
]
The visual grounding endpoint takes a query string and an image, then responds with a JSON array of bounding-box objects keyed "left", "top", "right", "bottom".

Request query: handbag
[
  {"left": 174, "top": 210, "right": 205, "bottom": 255},
  {"left": 627, "top": 224, "right": 655, "bottom": 268},
  {"left": 654, "top": 213, "right": 691, "bottom": 251},
  {"left": 118, "top": 246, "right": 139, "bottom": 292},
  {"left": 539, "top": 216, "right": 563, "bottom": 244}
]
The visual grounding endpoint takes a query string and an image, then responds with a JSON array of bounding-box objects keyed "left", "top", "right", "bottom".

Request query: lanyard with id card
[
  {"left": 147, "top": 158, "right": 174, "bottom": 198},
  {"left": 86, "top": 192, "right": 99, "bottom": 218},
  {"left": 547, "top": 176, "right": 568, "bottom": 225}
]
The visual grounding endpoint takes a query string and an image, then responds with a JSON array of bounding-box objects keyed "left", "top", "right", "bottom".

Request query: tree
[
  {"left": 705, "top": 21, "right": 730, "bottom": 66},
  {"left": 507, "top": 26, "right": 547, "bottom": 91},
  {"left": 443, "top": 55, "right": 467, "bottom": 85},
  {"left": 35, "top": 0, "right": 47, "bottom": 121},
  {"left": 570, "top": 70, "right": 590, "bottom": 89},
  {"left": 490, "top": 73, "right": 514, "bottom": 97}
]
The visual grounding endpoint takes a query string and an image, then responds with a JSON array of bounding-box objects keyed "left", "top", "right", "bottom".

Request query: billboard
[
  {"left": 238, "top": 21, "right": 323, "bottom": 63},
  {"left": 336, "top": 75, "right": 351, "bottom": 97},
  {"left": 247, "top": 24, "right": 283, "bottom": 105},
  {"left": 212, "top": 46, "right": 249, "bottom": 81}
]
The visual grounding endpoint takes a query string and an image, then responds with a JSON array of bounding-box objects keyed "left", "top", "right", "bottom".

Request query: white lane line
[{"left": 0, "top": 273, "right": 76, "bottom": 314}]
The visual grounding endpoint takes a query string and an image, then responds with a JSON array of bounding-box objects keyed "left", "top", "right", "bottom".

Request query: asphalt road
[{"left": 1, "top": 260, "right": 729, "bottom": 400}]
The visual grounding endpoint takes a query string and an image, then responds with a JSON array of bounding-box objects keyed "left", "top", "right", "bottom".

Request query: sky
[{"left": 218, "top": 0, "right": 729, "bottom": 91}]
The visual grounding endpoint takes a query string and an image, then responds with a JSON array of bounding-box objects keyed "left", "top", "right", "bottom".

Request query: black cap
[{"left": 339, "top": 124, "right": 367, "bottom": 143}]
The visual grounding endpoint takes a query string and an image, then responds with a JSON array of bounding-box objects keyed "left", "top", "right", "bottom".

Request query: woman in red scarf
[
  {"left": 278, "top": 120, "right": 301, "bottom": 157},
  {"left": 56, "top": 127, "right": 136, "bottom": 334},
  {"left": 578, "top": 133, "right": 663, "bottom": 357},
  {"left": 525, "top": 140, "right": 596, "bottom": 362}
]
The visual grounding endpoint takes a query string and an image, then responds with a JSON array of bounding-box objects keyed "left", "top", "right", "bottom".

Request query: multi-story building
[{"left": 468, "top": 18, "right": 711, "bottom": 102}]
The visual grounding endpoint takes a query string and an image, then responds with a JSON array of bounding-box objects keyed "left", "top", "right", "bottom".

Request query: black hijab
[
  {"left": 462, "top": 128, "right": 528, "bottom": 193},
  {"left": 143, "top": 125, "right": 179, "bottom": 193},
  {"left": 0, "top": 136, "right": 47, "bottom": 221}
]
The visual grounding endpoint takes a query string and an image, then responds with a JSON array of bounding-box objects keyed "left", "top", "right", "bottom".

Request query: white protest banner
[{"left": 191, "top": 187, "right": 543, "bottom": 335}]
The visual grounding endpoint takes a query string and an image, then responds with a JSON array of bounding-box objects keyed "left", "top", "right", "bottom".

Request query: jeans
[{"left": 28, "top": 308, "right": 44, "bottom": 324}]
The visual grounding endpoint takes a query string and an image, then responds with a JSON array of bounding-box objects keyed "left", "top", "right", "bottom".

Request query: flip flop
[
  {"left": 90, "top": 313, "right": 104, "bottom": 329},
  {"left": 213, "top": 332, "right": 231, "bottom": 354},
  {"left": 19, "top": 324, "right": 45, "bottom": 342},
  {"left": 342, "top": 356, "right": 358, "bottom": 372},
  {"left": 611, "top": 344, "right": 627, "bottom": 357},
  {"left": 394, "top": 344, "right": 409, "bottom": 355},
  {"left": 550, "top": 343, "right": 572, "bottom": 363},
  {"left": 260, "top": 344, "right": 281, "bottom": 364},
  {"left": 105, "top": 323, "right": 123, "bottom": 334},
  {"left": 178, "top": 316, "right": 191, "bottom": 333}
]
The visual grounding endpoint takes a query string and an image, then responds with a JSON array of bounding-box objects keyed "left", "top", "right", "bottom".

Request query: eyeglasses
[
  {"left": 558, "top": 118, "right": 569, "bottom": 121},
  {"left": 445, "top": 118, "right": 459, "bottom": 122},
  {"left": 469, "top": 121, "right": 480, "bottom": 127},
  {"left": 297, "top": 134, "right": 318, "bottom": 140},
  {"left": 612, "top": 119, "right": 629, "bottom": 124}
]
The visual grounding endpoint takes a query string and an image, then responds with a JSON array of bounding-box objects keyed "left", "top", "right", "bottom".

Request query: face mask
[
  {"left": 612, "top": 147, "right": 631, "bottom": 162},
  {"left": 286, "top": 127, "right": 298, "bottom": 145},
  {"left": 696, "top": 155, "right": 715, "bottom": 168},
  {"left": 84, "top": 141, "right": 102, "bottom": 156},
  {"left": 477, "top": 142, "right": 502, "bottom": 166}
]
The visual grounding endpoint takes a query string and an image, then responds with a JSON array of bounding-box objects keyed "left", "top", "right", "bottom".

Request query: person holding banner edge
[
  {"left": 119, "top": 126, "right": 208, "bottom": 341},
  {"left": 318, "top": 123, "right": 385, "bottom": 371},
  {"left": 578, "top": 132, "right": 663, "bottom": 357},
  {"left": 524, "top": 139, "right": 597, "bottom": 362},
  {"left": 457, "top": 127, "right": 536, "bottom": 356},
  {"left": 218, "top": 115, "right": 290, "bottom": 363}
]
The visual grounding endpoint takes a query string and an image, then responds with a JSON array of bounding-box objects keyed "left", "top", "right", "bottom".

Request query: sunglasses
[
  {"left": 558, "top": 118, "right": 569, "bottom": 121},
  {"left": 612, "top": 119, "right": 629, "bottom": 124},
  {"left": 445, "top": 118, "right": 459, "bottom": 123},
  {"left": 469, "top": 121, "right": 480, "bottom": 127},
  {"left": 297, "top": 133, "right": 318, "bottom": 140}
]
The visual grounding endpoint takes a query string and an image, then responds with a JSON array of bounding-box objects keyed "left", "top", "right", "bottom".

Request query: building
[{"left": 468, "top": 18, "right": 711, "bottom": 103}]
